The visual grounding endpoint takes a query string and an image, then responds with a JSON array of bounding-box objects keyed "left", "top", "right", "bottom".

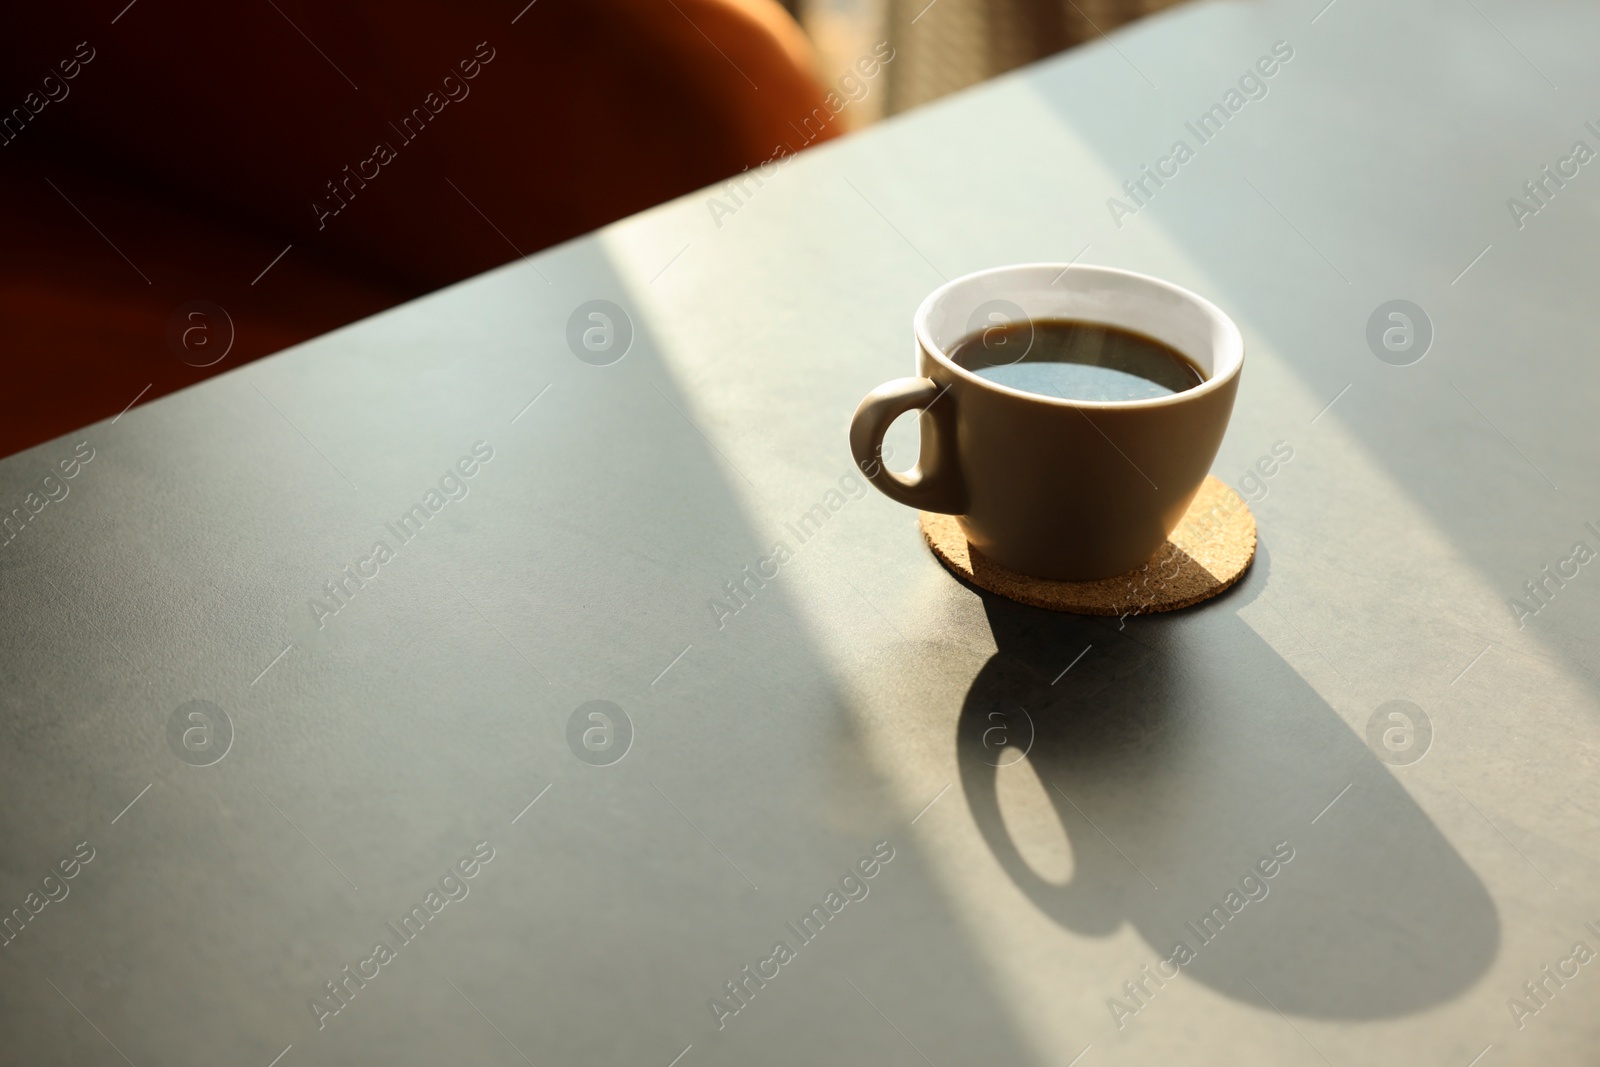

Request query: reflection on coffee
[{"left": 949, "top": 318, "right": 1205, "bottom": 402}]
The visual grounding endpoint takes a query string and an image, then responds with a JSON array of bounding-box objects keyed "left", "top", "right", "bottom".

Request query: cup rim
[{"left": 913, "top": 263, "right": 1244, "bottom": 410}]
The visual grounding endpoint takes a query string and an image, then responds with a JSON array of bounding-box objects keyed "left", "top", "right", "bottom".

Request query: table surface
[{"left": 5, "top": 1, "right": 1600, "bottom": 1064}]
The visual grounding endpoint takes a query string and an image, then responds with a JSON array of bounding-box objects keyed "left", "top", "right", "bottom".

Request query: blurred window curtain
[{"left": 878, "top": 0, "right": 1189, "bottom": 113}]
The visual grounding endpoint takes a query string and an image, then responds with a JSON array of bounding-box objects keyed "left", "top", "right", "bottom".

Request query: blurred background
[
  {"left": 0, "top": 0, "right": 1192, "bottom": 459},
  {"left": 799, "top": 0, "right": 1188, "bottom": 124}
]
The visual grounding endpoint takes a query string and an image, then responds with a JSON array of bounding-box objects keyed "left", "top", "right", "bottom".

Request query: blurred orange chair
[{"left": 0, "top": 0, "right": 839, "bottom": 457}]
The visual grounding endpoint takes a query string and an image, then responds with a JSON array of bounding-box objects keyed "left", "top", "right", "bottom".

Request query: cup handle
[{"left": 849, "top": 377, "right": 964, "bottom": 514}]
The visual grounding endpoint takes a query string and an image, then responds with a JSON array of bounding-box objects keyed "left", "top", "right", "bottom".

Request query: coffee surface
[{"left": 948, "top": 318, "right": 1205, "bottom": 402}]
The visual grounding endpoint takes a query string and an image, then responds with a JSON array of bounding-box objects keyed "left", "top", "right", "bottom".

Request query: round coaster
[{"left": 919, "top": 476, "right": 1256, "bottom": 616}]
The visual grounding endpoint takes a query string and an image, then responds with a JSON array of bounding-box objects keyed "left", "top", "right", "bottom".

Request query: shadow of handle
[
  {"left": 958, "top": 730, "right": 1126, "bottom": 938},
  {"left": 849, "top": 377, "right": 965, "bottom": 514}
]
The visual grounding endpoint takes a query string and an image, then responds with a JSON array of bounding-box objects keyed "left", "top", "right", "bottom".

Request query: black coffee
[{"left": 948, "top": 318, "right": 1205, "bottom": 402}]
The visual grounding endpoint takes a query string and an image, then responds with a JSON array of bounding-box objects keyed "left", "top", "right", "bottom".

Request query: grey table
[{"left": 4, "top": 1, "right": 1599, "bottom": 1064}]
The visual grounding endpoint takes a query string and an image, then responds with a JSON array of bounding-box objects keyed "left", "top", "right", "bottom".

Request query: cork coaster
[{"left": 919, "top": 476, "right": 1255, "bottom": 616}]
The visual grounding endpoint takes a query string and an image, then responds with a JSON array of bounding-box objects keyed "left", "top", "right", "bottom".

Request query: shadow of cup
[{"left": 955, "top": 550, "right": 1498, "bottom": 1019}]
